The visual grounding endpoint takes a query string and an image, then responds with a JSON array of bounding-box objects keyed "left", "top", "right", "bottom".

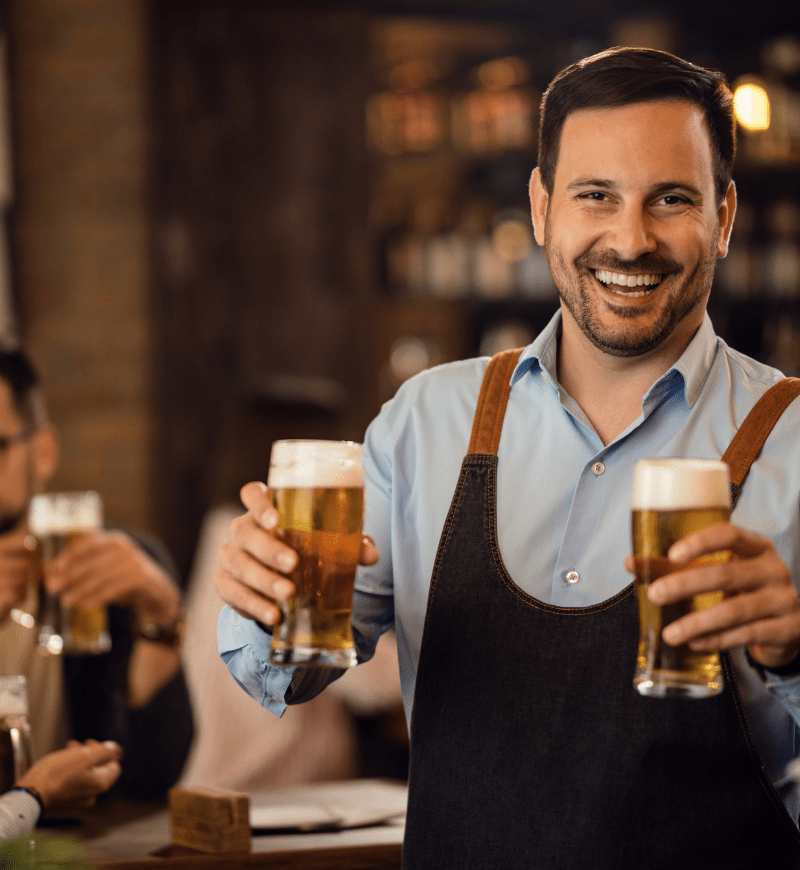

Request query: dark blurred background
[{"left": 0, "top": 0, "right": 797, "bottom": 579}]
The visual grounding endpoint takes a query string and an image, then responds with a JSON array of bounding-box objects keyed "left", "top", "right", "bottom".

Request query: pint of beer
[
  {"left": 267, "top": 440, "right": 364, "bottom": 668},
  {"left": 28, "top": 491, "right": 111, "bottom": 656},
  {"left": 631, "top": 459, "right": 731, "bottom": 698},
  {"left": 0, "top": 676, "right": 33, "bottom": 793}
]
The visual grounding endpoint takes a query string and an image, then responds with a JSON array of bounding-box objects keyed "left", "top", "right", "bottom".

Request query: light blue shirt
[{"left": 219, "top": 309, "right": 800, "bottom": 821}]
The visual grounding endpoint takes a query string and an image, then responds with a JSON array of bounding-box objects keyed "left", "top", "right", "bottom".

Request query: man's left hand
[{"left": 626, "top": 522, "right": 800, "bottom": 670}]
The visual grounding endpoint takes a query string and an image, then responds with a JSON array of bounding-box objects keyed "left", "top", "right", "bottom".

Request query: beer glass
[
  {"left": 28, "top": 491, "right": 111, "bottom": 655},
  {"left": 631, "top": 459, "right": 731, "bottom": 698},
  {"left": 267, "top": 440, "right": 364, "bottom": 668},
  {"left": 0, "top": 676, "right": 34, "bottom": 793}
]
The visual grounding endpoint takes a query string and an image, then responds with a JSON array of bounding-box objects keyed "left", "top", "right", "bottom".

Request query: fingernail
[
  {"left": 262, "top": 608, "right": 277, "bottom": 626},
  {"left": 663, "top": 624, "right": 682, "bottom": 645},
  {"left": 647, "top": 583, "right": 664, "bottom": 604},
  {"left": 261, "top": 511, "right": 278, "bottom": 530},
  {"left": 669, "top": 542, "right": 688, "bottom": 562},
  {"left": 273, "top": 579, "right": 294, "bottom": 598},
  {"left": 278, "top": 552, "right": 296, "bottom": 572}
]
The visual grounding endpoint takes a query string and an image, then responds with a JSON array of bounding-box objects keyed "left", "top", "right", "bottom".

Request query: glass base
[
  {"left": 270, "top": 645, "right": 357, "bottom": 668},
  {"left": 635, "top": 676, "right": 722, "bottom": 699}
]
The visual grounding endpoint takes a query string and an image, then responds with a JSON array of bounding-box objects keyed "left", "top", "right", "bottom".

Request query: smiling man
[{"left": 216, "top": 48, "right": 800, "bottom": 868}]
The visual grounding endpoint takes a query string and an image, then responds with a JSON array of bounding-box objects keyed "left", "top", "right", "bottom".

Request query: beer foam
[
  {"left": 0, "top": 676, "right": 28, "bottom": 716},
  {"left": 631, "top": 459, "right": 731, "bottom": 510},
  {"left": 28, "top": 491, "right": 103, "bottom": 536},
  {"left": 268, "top": 440, "right": 364, "bottom": 489}
]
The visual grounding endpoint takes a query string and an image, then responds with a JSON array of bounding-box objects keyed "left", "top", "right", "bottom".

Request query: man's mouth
[{"left": 592, "top": 269, "right": 663, "bottom": 297}]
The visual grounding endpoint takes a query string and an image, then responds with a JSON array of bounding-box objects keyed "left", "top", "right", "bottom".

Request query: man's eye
[
  {"left": 581, "top": 192, "right": 608, "bottom": 201},
  {"left": 657, "top": 195, "right": 687, "bottom": 206}
]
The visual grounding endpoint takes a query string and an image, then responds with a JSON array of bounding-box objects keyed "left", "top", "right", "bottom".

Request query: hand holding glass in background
[{"left": 13, "top": 491, "right": 111, "bottom": 656}]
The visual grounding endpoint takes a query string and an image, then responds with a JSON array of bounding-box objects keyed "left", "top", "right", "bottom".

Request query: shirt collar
[{"left": 510, "top": 309, "right": 719, "bottom": 409}]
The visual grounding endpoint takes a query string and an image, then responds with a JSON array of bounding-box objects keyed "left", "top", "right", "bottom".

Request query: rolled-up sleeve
[{"left": 217, "top": 606, "right": 294, "bottom": 716}]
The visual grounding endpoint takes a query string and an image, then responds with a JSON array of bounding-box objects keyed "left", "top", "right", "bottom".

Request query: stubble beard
[{"left": 544, "top": 218, "right": 720, "bottom": 358}]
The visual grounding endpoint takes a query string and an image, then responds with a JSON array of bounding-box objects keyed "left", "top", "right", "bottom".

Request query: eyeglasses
[{"left": 0, "top": 429, "right": 34, "bottom": 457}]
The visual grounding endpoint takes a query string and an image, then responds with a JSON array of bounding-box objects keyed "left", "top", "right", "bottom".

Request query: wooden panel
[{"left": 149, "top": 1, "right": 372, "bottom": 572}]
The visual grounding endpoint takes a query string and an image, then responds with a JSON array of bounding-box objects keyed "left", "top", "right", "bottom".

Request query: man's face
[
  {"left": 0, "top": 380, "right": 38, "bottom": 533},
  {"left": 531, "top": 99, "right": 735, "bottom": 360}
]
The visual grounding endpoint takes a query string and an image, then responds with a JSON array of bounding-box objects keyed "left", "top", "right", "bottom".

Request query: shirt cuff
[
  {"left": 217, "top": 605, "right": 294, "bottom": 716},
  {"left": 0, "top": 789, "right": 41, "bottom": 840}
]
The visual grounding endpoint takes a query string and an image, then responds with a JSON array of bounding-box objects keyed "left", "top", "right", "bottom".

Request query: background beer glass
[
  {"left": 28, "top": 491, "right": 111, "bottom": 655},
  {"left": 0, "top": 676, "right": 33, "bottom": 793},
  {"left": 631, "top": 459, "right": 732, "bottom": 698},
  {"left": 267, "top": 440, "right": 364, "bottom": 668}
]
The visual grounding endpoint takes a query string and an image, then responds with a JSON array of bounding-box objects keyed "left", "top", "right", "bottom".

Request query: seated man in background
[{"left": 0, "top": 347, "right": 193, "bottom": 798}]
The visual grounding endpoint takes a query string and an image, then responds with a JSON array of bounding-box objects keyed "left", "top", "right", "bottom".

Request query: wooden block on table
[{"left": 169, "top": 785, "right": 251, "bottom": 853}]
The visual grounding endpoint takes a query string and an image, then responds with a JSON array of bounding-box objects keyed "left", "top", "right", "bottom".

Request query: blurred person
[
  {"left": 0, "top": 347, "right": 193, "bottom": 798},
  {"left": 217, "top": 47, "right": 800, "bottom": 867},
  {"left": 0, "top": 739, "right": 123, "bottom": 840},
  {"left": 179, "top": 399, "right": 406, "bottom": 791}
]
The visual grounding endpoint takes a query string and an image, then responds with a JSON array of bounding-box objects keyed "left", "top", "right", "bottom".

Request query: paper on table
[{"left": 249, "top": 778, "right": 408, "bottom": 833}]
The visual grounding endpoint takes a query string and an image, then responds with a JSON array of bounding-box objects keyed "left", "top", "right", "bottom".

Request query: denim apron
[{"left": 402, "top": 351, "right": 800, "bottom": 870}]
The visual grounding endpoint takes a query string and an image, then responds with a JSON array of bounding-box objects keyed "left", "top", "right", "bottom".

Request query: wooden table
[{"left": 51, "top": 780, "right": 407, "bottom": 870}]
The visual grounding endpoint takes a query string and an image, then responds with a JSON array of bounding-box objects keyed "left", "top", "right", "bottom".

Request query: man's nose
[{"left": 605, "top": 206, "right": 658, "bottom": 261}]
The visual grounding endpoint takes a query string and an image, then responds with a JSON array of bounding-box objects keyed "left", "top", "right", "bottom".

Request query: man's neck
[{"left": 556, "top": 319, "right": 694, "bottom": 446}]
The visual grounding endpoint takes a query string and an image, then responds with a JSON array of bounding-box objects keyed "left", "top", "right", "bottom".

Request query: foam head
[
  {"left": 631, "top": 459, "right": 731, "bottom": 511},
  {"left": 268, "top": 440, "right": 364, "bottom": 489},
  {"left": 0, "top": 676, "right": 29, "bottom": 716},
  {"left": 28, "top": 491, "right": 103, "bottom": 536}
]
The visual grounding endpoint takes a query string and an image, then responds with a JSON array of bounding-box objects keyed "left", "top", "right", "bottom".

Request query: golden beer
[
  {"left": 267, "top": 441, "right": 364, "bottom": 668},
  {"left": 29, "top": 492, "right": 111, "bottom": 656},
  {"left": 631, "top": 460, "right": 731, "bottom": 698}
]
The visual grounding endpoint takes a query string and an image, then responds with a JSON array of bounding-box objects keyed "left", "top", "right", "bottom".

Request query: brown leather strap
[
  {"left": 721, "top": 377, "right": 800, "bottom": 506},
  {"left": 467, "top": 348, "right": 525, "bottom": 456}
]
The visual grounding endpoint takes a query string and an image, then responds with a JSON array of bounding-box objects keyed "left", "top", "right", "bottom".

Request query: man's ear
[
  {"left": 529, "top": 168, "right": 548, "bottom": 247},
  {"left": 31, "top": 424, "right": 59, "bottom": 485},
  {"left": 717, "top": 181, "right": 737, "bottom": 259}
]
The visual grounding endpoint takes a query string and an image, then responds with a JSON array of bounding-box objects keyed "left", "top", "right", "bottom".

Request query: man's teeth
[{"left": 594, "top": 270, "right": 662, "bottom": 297}]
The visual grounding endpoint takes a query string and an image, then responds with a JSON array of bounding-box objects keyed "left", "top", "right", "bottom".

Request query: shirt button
[
  {"left": 566, "top": 571, "right": 580, "bottom": 585},
  {"left": 593, "top": 462, "right": 605, "bottom": 475}
]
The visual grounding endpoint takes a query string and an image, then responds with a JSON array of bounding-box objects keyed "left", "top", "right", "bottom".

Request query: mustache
[{"left": 577, "top": 251, "right": 682, "bottom": 275}]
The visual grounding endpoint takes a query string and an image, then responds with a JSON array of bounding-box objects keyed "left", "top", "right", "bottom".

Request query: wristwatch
[{"left": 134, "top": 613, "right": 185, "bottom": 649}]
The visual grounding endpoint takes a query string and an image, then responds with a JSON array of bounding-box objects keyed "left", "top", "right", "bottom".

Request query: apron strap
[
  {"left": 468, "top": 348, "right": 525, "bottom": 456},
  {"left": 469, "top": 355, "right": 799, "bottom": 501},
  {"left": 722, "top": 377, "right": 800, "bottom": 507}
]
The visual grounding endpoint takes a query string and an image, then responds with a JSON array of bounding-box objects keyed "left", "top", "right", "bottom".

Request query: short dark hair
[
  {"left": 537, "top": 46, "right": 736, "bottom": 204},
  {"left": 0, "top": 346, "right": 46, "bottom": 429}
]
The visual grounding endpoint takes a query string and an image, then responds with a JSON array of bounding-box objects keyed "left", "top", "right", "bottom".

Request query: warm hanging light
[{"left": 733, "top": 81, "right": 771, "bottom": 132}]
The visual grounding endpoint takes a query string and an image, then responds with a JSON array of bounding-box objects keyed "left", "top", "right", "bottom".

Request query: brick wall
[{"left": 8, "top": 0, "right": 155, "bottom": 536}]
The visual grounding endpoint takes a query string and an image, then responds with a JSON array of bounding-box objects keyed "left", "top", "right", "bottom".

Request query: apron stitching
[
  {"left": 408, "top": 458, "right": 473, "bottom": 738},
  {"left": 482, "top": 455, "right": 636, "bottom": 614}
]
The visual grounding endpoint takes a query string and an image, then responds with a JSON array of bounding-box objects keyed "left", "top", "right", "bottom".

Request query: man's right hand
[
  {"left": 16, "top": 739, "right": 123, "bottom": 809},
  {"left": 215, "top": 481, "right": 379, "bottom": 626},
  {"left": 0, "top": 528, "right": 36, "bottom": 623}
]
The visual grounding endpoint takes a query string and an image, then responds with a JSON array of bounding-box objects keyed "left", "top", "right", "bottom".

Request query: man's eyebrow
[
  {"left": 649, "top": 181, "right": 704, "bottom": 198},
  {"left": 565, "top": 177, "right": 616, "bottom": 193}
]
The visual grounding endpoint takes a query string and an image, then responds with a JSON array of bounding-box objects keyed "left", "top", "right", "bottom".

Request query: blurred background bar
[{"left": 0, "top": 0, "right": 798, "bottom": 577}]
